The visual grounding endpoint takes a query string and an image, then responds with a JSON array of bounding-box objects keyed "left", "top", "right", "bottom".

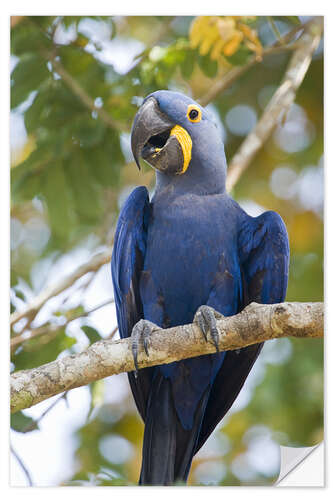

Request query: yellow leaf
[
  {"left": 189, "top": 16, "right": 213, "bottom": 49},
  {"left": 11, "top": 135, "right": 36, "bottom": 168},
  {"left": 199, "top": 23, "right": 220, "bottom": 55},
  {"left": 210, "top": 37, "right": 225, "bottom": 61},
  {"left": 217, "top": 17, "right": 237, "bottom": 42},
  {"left": 223, "top": 31, "right": 244, "bottom": 56},
  {"left": 245, "top": 40, "right": 263, "bottom": 59}
]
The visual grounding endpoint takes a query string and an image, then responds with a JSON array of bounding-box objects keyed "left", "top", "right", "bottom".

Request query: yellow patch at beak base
[{"left": 170, "top": 125, "right": 192, "bottom": 174}]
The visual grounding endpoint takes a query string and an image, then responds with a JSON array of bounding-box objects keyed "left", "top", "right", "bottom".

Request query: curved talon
[
  {"left": 194, "top": 305, "right": 222, "bottom": 353},
  {"left": 131, "top": 319, "right": 156, "bottom": 377},
  {"left": 142, "top": 323, "right": 151, "bottom": 356},
  {"left": 195, "top": 311, "right": 208, "bottom": 341}
]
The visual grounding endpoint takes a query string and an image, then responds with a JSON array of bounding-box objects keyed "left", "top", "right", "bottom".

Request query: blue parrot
[{"left": 111, "top": 90, "right": 289, "bottom": 485}]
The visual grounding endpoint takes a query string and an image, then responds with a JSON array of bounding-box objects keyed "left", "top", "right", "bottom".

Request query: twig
[
  {"left": 10, "top": 445, "right": 33, "bottom": 486},
  {"left": 49, "top": 56, "right": 127, "bottom": 132},
  {"left": 106, "top": 325, "right": 118, "bottom": 340},
  {"left": 10, "top": 249, "right": 112, "bottom": 328},
  {"left": 11, "top": 301, "right": 323, "bottom": 413},
  {"left": 267, "top": 16, "right": 283, "bottom": 43},
  {"left": 198, "top": 19, "right": 313, "bottom": 107},
  {"left": 21, "top": 392, "right": 68, "bottom": 433},
  {"left": 226, "top": 17, "right": 323, "bottom": 192},
  {"left": 11, "top": 298, "right": 114, "bottom": 349}
]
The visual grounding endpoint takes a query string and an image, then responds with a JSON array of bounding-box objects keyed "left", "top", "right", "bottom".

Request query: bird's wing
[
  {"left": 195, "top": 210, "right": 289, "bottom": 452},
  {"left": 111, "top": 186, "right": 153, "bottom": 420}
]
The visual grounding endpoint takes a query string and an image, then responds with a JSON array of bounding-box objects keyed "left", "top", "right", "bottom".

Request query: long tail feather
[{"left": 139, "top": 373, "right": 210, "bottom": 485}]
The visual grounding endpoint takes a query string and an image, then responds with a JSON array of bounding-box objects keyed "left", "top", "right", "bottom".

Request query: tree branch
[
  {"left": 10, "top": 298, "right": 114, "bottom": 349},
  {"left": 197, "top": 19, "right": 313, "bottom": 107},
  {"left": 11, "top": 445, "right": 33, "bottom": 486},
  {"left": 49, "top": 56, "right": 127, "bottom": 132},
  {"left": 11, "top": 301, "right": 323, "bottom": 413},
  {"left": 10, "top": 249, "right": 112, "bottom": 328},
  {"left": 225, "top": 16, "right": 323, "bottom": 192}
]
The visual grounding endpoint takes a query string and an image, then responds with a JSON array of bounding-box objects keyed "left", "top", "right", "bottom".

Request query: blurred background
[{"left": 10, "top": 16, "right": 323, "bottom": 486}]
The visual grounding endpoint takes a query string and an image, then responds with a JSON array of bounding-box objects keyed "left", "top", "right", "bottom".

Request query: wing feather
[
  {"left": 111, "top": 186, "right": 153, "bottom": 420},
  {"left": 195, "top": 210, "right": 289, "bottom": 451}
]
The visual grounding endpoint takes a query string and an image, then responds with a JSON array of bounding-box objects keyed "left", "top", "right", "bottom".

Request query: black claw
[
  {"left": 143, "top": 324, "right": 151, "bottom": 356},
  {"left": 132, "top": 340, "right": 140, "bottom": 374},
  {"left": 195, "top": 305, "right": 221, "bottom": 352},
  {"left": 131, "top": 320, "right": 155, "bottom": 375},
  {"left": 196, "top": 311, "right": 208, "bottom": 340}
]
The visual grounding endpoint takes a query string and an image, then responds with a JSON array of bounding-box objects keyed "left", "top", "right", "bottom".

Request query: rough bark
[{"left": 11, "top": 301, "right": 323, "bottom": 414}]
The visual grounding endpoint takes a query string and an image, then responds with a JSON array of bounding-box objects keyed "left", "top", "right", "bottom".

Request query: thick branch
[
  {"left": 226, "top": 17, "right": 323, "bottom": 191},
  {"left": 11, "top": 301, "right": 323, "bottom": 413}
]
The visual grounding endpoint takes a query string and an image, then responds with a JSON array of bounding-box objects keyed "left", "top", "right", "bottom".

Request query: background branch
[
  {"left": 49, "top": 55, "right": 127, "bottom": 132},
  {"left": 11, "top": 446, "right": 33, "bottom": 486},
  {"left": 11, "top": 301, "right": 323, "bottom": 414},
  {"left": 198, "top": 19, "right": 309, "bottom": 107},
  {"left": 10, "top": 249, "right": 112, "bottom": 328},
  {"left": 226, "top": 16, "right": 323, "bottom": 192},
  {"left": 10, "top": 298, "right": 114, "bottom": 349}
]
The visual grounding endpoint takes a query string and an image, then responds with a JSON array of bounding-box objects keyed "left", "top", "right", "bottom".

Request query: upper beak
[{"left": 131, "top": 97, "right": 174, "bottom": 169}]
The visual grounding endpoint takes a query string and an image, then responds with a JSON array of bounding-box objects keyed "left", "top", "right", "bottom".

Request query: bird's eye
[
  {"left": 187, "top": 104, "right": 202, "bottom": 123},
  {"left": 189, "top": 109, "right": 198, "bottom": 120}
]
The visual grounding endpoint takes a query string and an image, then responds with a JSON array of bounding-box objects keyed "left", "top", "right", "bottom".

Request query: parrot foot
[
  {"left": 131, "top": 319, "right": 158, "bottom": 377},
  {"left": 194, "top": 305, "right": 224, "bottom": 353}
]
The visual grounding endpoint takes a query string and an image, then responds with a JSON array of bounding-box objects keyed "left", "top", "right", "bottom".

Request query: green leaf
[
  {"left": 81, "top": 325, "right": 101, "bottom": 344},
  {"left": 90, "top": 380, "right": 105, "bottom": 413},
  {"left": 64, "top": 152, "right": 103, "bottom": 222},
  {"left": 11, "top": 143, "right": 52, "bottom": 203},
  {"left": 14, "top": 289, "right": 26, "bottom": 301},
  {"left": 286, "top": 16, "right": 300, "bottom": 25},
  {"left": 12, "top": 328, "right": 76, "bottom": 371},
  {"left": 70, "top": 115, "right": 106, "bottom": 148},
  {"left": 11, "top": 411, "right": 39, "bottom": 433},
  {"left": 274, "top": 16, "right": 300, "bottom": 26},
  {"left": 225, "top": 45, "right": 253, "bottom": 66},
  {"left": 61, "top": 16, "right": 85, "bottom": 28},
  {"left": 42, "top": 161, "right": 77, "bottom": 242},
  {"left": 180, "top": 49, "right": 195, "bottom": 80},
  {"left": 58, "top": 45, "right": 96, "bottom": 77},
  {"left": 86, "top": 129, "right": 123, "bottom": 187},
  {"left": 197, "top": 53, "right": 218, "bottom": 78},
  {"left": 11, "top": 21, "right": 52, "bottom": 55},
  {"left": 11, "top": 53, "right": 49, "bottom": 109},
  {"left": 25, "top": 81, "right": 84, "bottom": 133},
  {"left": 12, "top": 170, "right": 42, "bottom": 204}
]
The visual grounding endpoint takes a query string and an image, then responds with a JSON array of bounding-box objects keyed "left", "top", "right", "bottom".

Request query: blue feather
[{"left": 111, "top": 90, "right": 290, "bottom": 484}]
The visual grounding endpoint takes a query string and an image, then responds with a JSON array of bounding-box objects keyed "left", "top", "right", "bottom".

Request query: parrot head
[{"left": 131, "top": 91, "right": 227, "bottom": 190}]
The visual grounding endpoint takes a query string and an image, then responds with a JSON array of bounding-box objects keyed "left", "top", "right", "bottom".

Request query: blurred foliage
[
  {"left": 10, "top": 16, "right": 323, "bottom": 486},
  {"left": 190, "top": 16, "right": 263, "bottom": 62}
]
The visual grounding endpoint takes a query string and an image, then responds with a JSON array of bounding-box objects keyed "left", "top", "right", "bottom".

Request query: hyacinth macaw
[{"left": 111, "top": 90, "right": 289, "bottom": 485}]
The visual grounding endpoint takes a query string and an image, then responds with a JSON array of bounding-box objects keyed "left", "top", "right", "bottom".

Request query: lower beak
[{"left": 131, "top": 97, "right": 175, "bottom": 170}]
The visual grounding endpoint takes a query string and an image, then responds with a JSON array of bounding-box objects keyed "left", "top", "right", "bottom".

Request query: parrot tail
[{"left": 139, "top": 373, "right": 209, "bottom": 485}]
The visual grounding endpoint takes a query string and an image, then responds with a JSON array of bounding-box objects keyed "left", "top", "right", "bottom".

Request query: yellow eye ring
[{"left": 187, "top": 104, "right": 202, "bottom": 123}]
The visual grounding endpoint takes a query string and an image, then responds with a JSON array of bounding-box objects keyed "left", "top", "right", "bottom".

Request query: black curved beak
[{"left": 131, "top": 97, "right": 175, "bottom": 170}]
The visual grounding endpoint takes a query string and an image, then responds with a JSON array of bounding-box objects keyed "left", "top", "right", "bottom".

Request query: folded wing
[
  {"left": 111, "top": 186, "right": 152, "bottom": 420},
  {"left": 195, "top": 210, "right": 290, "bottom": 451}
]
